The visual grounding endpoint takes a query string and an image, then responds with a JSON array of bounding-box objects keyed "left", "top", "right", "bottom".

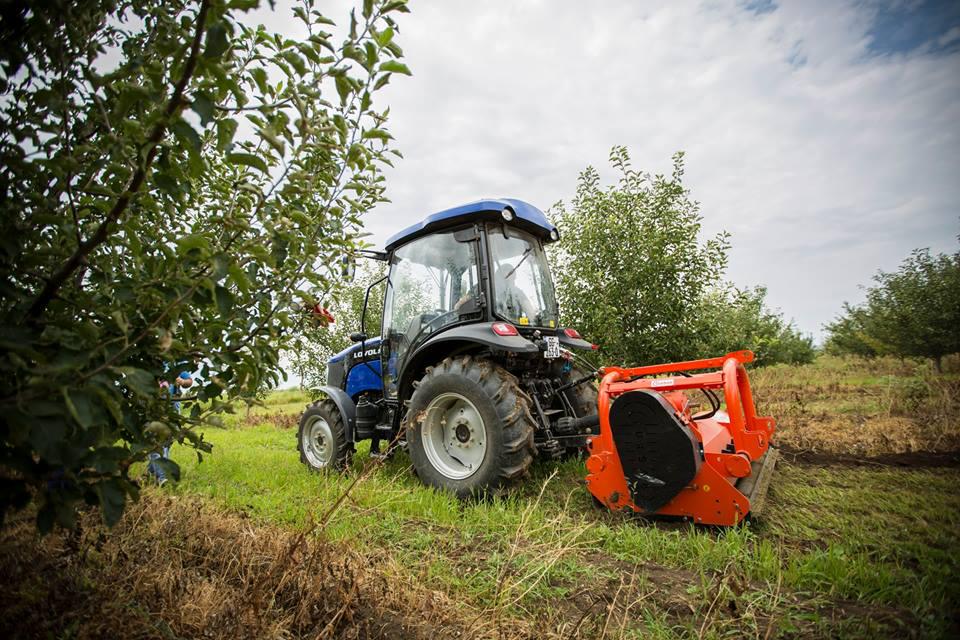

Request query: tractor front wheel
[
  {"left": 298, "top": 399, "right": 353, "bottom": 472},
  {"left": 405, "top": 356, "right": 535, "bottom": 498}
]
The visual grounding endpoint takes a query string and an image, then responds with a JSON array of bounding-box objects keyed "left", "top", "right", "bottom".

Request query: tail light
[
  {"left": 563, "top": 328, "right": 582, "bottom": 339},
  {"left": 491, "top": 322, "right": 518, "bottom": 336}
]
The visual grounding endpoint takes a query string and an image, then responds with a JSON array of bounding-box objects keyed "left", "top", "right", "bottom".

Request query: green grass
[{"left": 161, "top": 423, "right": 960, "bottom": 639}]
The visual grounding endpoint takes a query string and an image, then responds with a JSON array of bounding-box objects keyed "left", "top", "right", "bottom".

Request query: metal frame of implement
[{"left": 586, "top": 350, "right": 778, "bottom": 526}]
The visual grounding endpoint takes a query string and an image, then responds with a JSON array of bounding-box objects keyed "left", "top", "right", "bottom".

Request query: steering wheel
[
  {"left": 409, "top": 309, "right": 458, "bottom": 348},
  {"left": 423, "top": 309, "right": 457, "bottom": 333}
]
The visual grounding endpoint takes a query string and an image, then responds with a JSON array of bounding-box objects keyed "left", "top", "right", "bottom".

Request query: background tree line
[{"left": 824, "top": 240, "right": 960, "bottom": 372}]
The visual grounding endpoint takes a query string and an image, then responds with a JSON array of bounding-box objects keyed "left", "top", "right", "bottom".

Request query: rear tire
[
  {"left": 298, "top": 399, "right": 353, "bottom": 471},
  {"left": 404, "top": 356, "right": 535, "bottom": 498}
]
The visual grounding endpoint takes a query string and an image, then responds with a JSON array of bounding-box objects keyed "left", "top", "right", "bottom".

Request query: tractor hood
[
  {"left": 328, "top": 336, "right": 382, "bottom": 365},
  {"left": 384, "top": 199, "right": 558, "bottom": 252}
]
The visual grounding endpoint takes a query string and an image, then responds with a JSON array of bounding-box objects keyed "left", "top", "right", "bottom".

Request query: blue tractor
[{"left": 297, "top": 199, "right": 599, "bottom": 496}]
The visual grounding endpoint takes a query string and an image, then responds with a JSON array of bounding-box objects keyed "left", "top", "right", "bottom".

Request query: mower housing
[{"left": 586, "top": 350, "right": 778, "bottom": 526}]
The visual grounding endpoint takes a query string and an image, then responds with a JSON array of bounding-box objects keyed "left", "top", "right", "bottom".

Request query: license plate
[{"left": 544, "top": 336, "right": 560, "bottom": 359}]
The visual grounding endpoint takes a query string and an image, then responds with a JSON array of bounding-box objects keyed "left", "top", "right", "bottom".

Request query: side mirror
[
  {"left": 349, "top": 331, "right": 367, "bottom": 342},
  {"left": 341, "top": 254, "right": 356, "bottom": 282}
]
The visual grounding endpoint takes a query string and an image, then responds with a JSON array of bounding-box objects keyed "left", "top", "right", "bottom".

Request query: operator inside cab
[
  {"left": 453, "top": 258, "right": 536, "bottom": 320},
  {"left": 493, "top": 262, "right": 535, "bottom": 320}
]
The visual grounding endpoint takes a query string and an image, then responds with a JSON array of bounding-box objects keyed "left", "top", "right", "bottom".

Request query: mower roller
[{"left": 585, "top": 349, "right": 778, "bottom": 526}]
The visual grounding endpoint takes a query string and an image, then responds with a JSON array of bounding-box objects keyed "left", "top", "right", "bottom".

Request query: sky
[{"left": 253, "top": 0, "right": 959, "bottom": 346}]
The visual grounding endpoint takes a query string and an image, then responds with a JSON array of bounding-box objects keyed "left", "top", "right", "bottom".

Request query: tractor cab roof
[{"left": 384, "top": 198, "right": 558, "bottom": 252}]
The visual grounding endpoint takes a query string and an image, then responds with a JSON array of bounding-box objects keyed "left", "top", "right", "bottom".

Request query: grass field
[{"left": 3, "top": 356, "right": 959, "bottom": 639}]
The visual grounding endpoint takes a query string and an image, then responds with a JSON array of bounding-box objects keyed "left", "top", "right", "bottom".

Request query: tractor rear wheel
[
  {"left": 298, "top": 399, "right": 353, "bottom": 471},
  {"left": 405, "top": 356, "right": 535, "bottom": 498}
]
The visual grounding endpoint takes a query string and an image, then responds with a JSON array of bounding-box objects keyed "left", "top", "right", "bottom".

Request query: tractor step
[{"left": 736, "top": 447, "right": 779, "bottom": 517}]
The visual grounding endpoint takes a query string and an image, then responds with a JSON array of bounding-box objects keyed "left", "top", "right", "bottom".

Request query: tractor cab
[
  {"left": 299, "top": 199, "right": 598, "bottom": 493},
  {"left": 379, "top": 202, "right": 565, "bottom": 398}
]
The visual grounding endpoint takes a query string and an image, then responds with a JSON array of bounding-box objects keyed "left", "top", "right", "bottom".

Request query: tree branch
[{"left": 25, "top": 0, "right": 212, "bottom": 321}]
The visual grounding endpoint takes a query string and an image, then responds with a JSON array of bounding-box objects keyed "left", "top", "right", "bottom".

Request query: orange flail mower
[{"left": 585, "top": 350, "right": 778, "bottom": 526}]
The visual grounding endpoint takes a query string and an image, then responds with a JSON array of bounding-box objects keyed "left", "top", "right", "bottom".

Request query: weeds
[
  {"left": 751, "top": 355, "right": 960, "bottom": 455},
  {"left": 0, "top": 494, "right": 481, "bottom": 640}
]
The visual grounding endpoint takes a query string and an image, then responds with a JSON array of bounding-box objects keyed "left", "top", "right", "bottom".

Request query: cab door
[{"left": 380, "top": 229, "right": 481, "bottom": 398}]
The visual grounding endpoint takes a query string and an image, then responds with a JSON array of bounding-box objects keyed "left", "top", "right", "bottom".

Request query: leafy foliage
[
  {"left": 825, "top": 241, "right": 960, "bottom": 370},
  {"left": 697, "top": 286, "right": 815, "bottom": 366},
  {"left": 551, "top": 146, "right": 813, "bottom": 367},
  {"left": 0, "top": 0, "right": 409, "bottom": 531},
  {"left": 286, "top": 260, "right": 385, "bottom": 390}
]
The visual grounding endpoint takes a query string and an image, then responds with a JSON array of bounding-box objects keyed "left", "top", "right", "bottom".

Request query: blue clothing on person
[{"left": 149, "top": 370, "right": 193, "bottom": 484}]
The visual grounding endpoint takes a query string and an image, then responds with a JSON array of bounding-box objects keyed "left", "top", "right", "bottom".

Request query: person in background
[{"left": 149, "top": 369, "right": 193, "bottom": 486}]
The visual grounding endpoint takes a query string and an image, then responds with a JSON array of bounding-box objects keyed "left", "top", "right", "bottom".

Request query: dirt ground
[{"left": 750, "top": 356, "right": 960, "bottom": 456}]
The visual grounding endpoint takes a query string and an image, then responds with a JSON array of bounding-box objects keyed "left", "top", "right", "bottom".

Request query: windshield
[{"left": 488, "top": 227, "right": 559, "bottom": 327}]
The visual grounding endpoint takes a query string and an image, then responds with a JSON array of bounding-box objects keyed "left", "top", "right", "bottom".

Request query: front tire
[
  {"left": 405, "top": 356, "right": 535, "bottom": 498},
  {"left": 298, "top": 399, "right": 352, "bottom": 471}
]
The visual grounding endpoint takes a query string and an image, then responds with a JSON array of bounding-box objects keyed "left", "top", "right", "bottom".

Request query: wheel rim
[
  {"left": 421, "top": 392, "right": 487, "bottom": 480},
  {"left": 302, "top": 415, "right": 334, "bottom": 468}
]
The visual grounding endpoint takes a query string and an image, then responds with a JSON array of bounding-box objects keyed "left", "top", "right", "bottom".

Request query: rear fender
[{"left": 397, "top": 323, "right": 538, "bottom": 403}]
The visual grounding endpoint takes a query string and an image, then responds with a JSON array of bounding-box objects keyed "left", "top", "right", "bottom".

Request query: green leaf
[
  {"left": 153, "top": 171, "right": 181, "bottom": 198},
  {"left": 364, "top": 41, "right": 378, "bottom": 69},
  {"left": 87, "top": 446, "right": 129, "bottom": 474},
  {"left": 227, "top": 152, "right": 269, "bottom": 174},
  {"left": 216, "top": 118, "right": 238, "bottom": 152},
  {"left": 90, "top": 384, "right": 123, "bottom": 425},
  {"left": 113, "top": 367, "right": 156, "bottom": 398},
  {"left": 192, "top": 93, "right": 216, "bottom": 126},
  {"left": 383, "top": 1, "right": 410, "bottom": 13},
  {"left": 172, "top": 119, "right": 202, "bottom": 153},
  {"left": 281, "top": 50, "right": 307, "bottom": 76},
  {"left": 228, "top": 263, "right": 251, "bottom": 294},
  {"left": 215, "top": 285, "right": 235, "bottom": 317},
  {"left": 204, "top": 21, "right": 230, "bottom": 59},
  {"left": 96, "top": 479, "right": 127, "bottom": 527},
  {"left": 335, "top": 74, "right": 352, "bottom": 104},
  {"left": 62, "top": 388, "right": 96, "bottom": 429},
  {"left": 373, "top": 73, "right": 391, "bottom": 91},
  {"left": 376, "top": 27, "right": 394, "bottom": 46},
  {"left": 250, "top": 67, "right": 269, "bottom": 94},
  {"left": 154, "top": 458, "right": 181, "bottom": 483},
  {"left": 362, "top": 128, "right": 392, "bottom": 142},
  {"left": 378, "top": 60, "right": 411, "bottom": 76},
  {"left": 257, "top": 127, "right": 286, "bottom": 155},
  {"left": 177, "top": 234, "right": 211, "bottom": 254}
]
